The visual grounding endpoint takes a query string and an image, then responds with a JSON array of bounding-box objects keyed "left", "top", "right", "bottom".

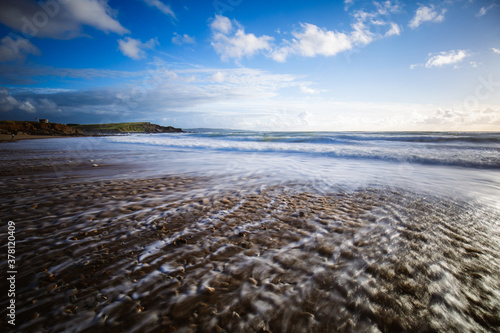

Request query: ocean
[{"left": 1, "top": 130, "right": 499, "bottom": 332}]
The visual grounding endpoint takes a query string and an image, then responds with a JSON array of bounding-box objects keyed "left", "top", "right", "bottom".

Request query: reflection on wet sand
[{"left": 1, "top": 175, "right": 499, "bottom": 332}]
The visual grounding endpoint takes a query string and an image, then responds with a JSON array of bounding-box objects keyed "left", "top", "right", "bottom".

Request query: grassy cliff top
[
  {"left": 68, "top": 122, "right": 183, "bottom": 133},
  {"left": 0, "top": 121, "right": 183, "bottom": 134},
  {"left": 69, "top": 122, "right": 151, "bottom": 132}
]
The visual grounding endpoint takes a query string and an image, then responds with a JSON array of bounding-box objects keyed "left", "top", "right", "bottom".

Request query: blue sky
[{"left": 0, "top": 0, "right": 499, "bottom": 131}]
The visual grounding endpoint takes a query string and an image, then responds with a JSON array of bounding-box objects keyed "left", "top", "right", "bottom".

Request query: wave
[
  {"left": 105, "top": 132, "right": 500, "bottom": 169},
  {"left": 188, "top": 130, "right": 500, "bottom": 144}
]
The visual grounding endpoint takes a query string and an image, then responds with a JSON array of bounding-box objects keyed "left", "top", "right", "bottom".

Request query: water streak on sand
[{"left": 1, "top": 131, "right": 500, "bottom": 332}]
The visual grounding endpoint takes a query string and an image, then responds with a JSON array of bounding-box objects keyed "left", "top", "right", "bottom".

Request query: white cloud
[
  {"left": 385, "top": 22, "right": 401, "bottom": 36},
  {"left": 300, "top": 84, "right": 317, "bottom": 94},
  {"left": 0, "top": 0, "right": 129, "bottom": 39},
  {"left": 211, "top": 71, "right": 225, "bottom": 83},
  {"left": 374, "top": 1, "right": 400, "bottom": 16},
  {"left": 350, "top": 21, "right": 375, "bottom": 45},
  {"left": 416, "top": 108, "right": 500, "bottom": 128},
  {"left": 211, "top": 15, "right": 233, "bottom": 35},
  {"left": 477, "top": 4, "right": 496, "bottom": 17},
  {"left": 142, "top": 0, "right": 175, "bottom": 19},
  {"left": 409, "top": 5, "right": 446, "bottom": 29},
  {"left": 172, "top": 33, "right": 195, "bottom": 45},
  {"left": 118, "top": 37, "right": 158, "bottom": 60},
  {"left": 210, "top": 3, "right": 401, "bottom": 64},
  {"left": 0, "top": 35, "right": 40, "bottom": 62},
  {"left": 344, "top": 0, "right": 355, "bottom": 11},
  {"left": 272, "top": 23, "right": 352, "bottom": 62},
  {"left": 425, "top": 49, "right": 469, "bottom": 68},
  {"left": 210, "top": 16, "right": 273, "bottom": 62},
  {"left": 274, "top": 2, "right": 399, "bottom": 62},
  {"left": 492, "top": 48, "right": 500, "bottom": 54},
  {"left": 295, "top": 24, "right": 351, "bottom": 56}
]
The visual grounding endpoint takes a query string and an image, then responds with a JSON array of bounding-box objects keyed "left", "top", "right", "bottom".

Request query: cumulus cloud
[
  {"left": 271, "top": 1, "right": 400, "bottom": 62},
  {"left": 172, "top": 33, "right": 195, "bottom": 45},
  {"left": 425, "top": 49, "right": 469, "bottom": 68},
  {"left": 0, "top": 35, "right": 40, "bottom": 62},
  {"left": 409, "top": 5, "right": 446, "bottom": 29},
  {"left": 0, "top": 0, "right": 129, "bottom": 40},
  {"left": 142, "top": 0, "right": 175, "bottom": 19},
  {"left": 211, "top": 15, "right": 232, "bottom": 35},
  {"left": 210, "top": 15, "right": 273, "bottom": 62},
  {"left": 210, "top": 2, "right": 401, "bottom": 63},
  {"left": 271, "top": 23, "right": 352, "bottom": 62},
  {"left": 118, "top": 37, "right": 158, "bottom": 60},
  {"left": 270, "top": 3, "right": 400, "bottom": 62}
]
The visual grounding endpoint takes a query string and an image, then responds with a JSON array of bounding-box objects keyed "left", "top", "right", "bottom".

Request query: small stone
[{"left": 248, "top": 277, "right": 258, "bottom": 285}]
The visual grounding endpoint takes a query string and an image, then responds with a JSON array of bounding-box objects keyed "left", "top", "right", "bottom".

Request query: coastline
[{"left": 0, "top": 134, "right": 73, "bottom": 143}]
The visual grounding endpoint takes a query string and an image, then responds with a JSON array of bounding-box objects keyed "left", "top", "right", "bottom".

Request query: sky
[{"left": 0, "top": 0, "right": 499, "bottom": 131}]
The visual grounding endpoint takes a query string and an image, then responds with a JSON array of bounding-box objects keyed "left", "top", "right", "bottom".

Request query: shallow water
[{"left": 1, "top": 131, "right": 500, "bottom": 332}]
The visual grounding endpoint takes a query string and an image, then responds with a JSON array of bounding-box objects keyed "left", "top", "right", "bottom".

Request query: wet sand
[
  {"left": 1, "top": 151, "right": 500, "bottom": 332},
  {"left": 0, "top": 135, "right": 68, "bottom": 143}
]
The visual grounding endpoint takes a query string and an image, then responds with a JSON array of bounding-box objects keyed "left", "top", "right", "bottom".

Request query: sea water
[{"left": 9, "top": 130, "right": 498, "bottom": 206}]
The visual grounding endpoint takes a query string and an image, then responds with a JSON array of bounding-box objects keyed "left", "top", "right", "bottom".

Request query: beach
[
  {"left": 0, "top": 135, "right": 68, "bottom": 143},
  {"left": 1, "top": 132, "right": 500, "bottom": 332}
]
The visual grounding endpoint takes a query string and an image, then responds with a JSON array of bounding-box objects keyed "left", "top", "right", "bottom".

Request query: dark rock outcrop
[{"left": 0, "top": 121, "right": 83, "bottom": 136}]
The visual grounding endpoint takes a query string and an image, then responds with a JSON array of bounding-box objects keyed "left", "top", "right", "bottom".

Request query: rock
[{"left": 0, "top": 121, "right": 83, "bottom": 136}]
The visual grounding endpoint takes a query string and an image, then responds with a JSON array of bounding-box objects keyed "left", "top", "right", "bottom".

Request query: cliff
[
  {"left": 68, "top": 122, "right": 184, "bottom": 134},
  {"left": 0, "top": 121, "right": 184, "bottom": 137},
  {"left": 0, "top": 121, "right": 83, "bottom": 136}
]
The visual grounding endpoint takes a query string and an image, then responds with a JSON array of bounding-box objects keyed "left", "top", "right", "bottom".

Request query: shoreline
[{"left": 0, "top": 134, "right": 85, "bottom": 143}]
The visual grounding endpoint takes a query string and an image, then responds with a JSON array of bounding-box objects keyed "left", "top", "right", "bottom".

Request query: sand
[
  {"left": 1, "top": 149, "right": 499, "bottom": 332},
  {"left": 0, "top": 134, "right": 67, "bottom": 143}
]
